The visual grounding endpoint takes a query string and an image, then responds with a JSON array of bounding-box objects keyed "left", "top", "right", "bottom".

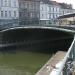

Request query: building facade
[
  {"left": 19, "top": 0, "right": 40, "bottom": 25},
  {"left": 0, "top": 0, "right": 19, "bottom": 25},
  {"left": 18, "top": 0, "right": 75, "bottom": 25},
  {"left": 40, "top": 0, "right": 75, "bottom": 25},
  {"left": 49, "top": 1, "right": 60, "bottom": 24},
  {"left": 59, "top": 3, "right": 75, "bottom": 16},
  {"left": 40, "top": 1, "right": 61, "bottom": 25},
  {"left": 40, "top": 1, "right": 50, "bottom": 25}
]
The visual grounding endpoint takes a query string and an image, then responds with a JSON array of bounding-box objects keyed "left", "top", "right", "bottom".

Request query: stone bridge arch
[{"left": 0, "top": 26, "right": 74, "bottom": 53}]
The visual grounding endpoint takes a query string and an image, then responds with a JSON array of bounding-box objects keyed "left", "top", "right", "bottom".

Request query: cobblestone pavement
[{"left": 36, "top": 51, "right": 66, "bottom": 75}]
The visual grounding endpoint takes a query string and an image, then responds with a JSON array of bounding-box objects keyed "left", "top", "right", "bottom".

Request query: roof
[
  {"left": 49, "top": 1, "right": 60, "bottom": 6},
  {"left": 41, "top": 0, "right": 72, "bottom": 9},
  {"left": 40, "top": 0, "right": 51, "bottom": 4},
  {"left": 41, "top": 0, "right": 60, "bottom": 6},
  {"left": 18, "top": 0, "right": 73, "bottom": 9},
  {"left": 59, "top": 3, "right": 72, "bottom": 9},
  {"left": 57, "top": 13, "right": 75, "bottom": 19},
  {"left": 19, "top": 0, "right": 40, "bottom": 2}
]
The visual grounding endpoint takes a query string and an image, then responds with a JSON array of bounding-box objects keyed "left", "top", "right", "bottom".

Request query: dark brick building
[{"left": 19, "top": 0, "right": 40, "bottom": 25}]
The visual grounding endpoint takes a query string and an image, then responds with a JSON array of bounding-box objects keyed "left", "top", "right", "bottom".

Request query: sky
[{"left": 52, "top": 0, "right": 75, "bottom": 9}]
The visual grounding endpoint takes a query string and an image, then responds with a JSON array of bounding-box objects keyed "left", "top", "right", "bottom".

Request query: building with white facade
[
  {"left": 49, "top": 1, "right": 60, "bottom": 24},
  {"left": 0, "top": 0, "right": 19, "bottom": 25},
  {"left": 59, "top": 3, "right": 75, "bottom": 16},
  {"left": 40, "top": 0, "right": 75, "bottom": 25},
  {"left": 40, "top": 1, "right": 50, "bottom": 24},
  {"left": 40, "top": 0, "right": 61, "bottom": 24}
]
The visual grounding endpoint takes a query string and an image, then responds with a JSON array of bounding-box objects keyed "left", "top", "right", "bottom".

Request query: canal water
[
  {"left": 0, "top": 49, "right": 51, "bottom": 75},
  {"left": 0, "top": 28, "right": 73, "bottom": 75}
]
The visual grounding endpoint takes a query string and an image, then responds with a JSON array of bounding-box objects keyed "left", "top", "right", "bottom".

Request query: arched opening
[{"left": 1, "top": 28, "right": 74, "bottom": 53}]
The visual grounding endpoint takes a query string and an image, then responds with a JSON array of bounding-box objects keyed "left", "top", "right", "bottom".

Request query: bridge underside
[{"left": 1, "top": 28, "right": 74, "bottom": 53}]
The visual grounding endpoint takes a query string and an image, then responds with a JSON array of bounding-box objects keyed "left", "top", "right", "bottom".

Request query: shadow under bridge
[{"left": 1, "top": 27, "right": 74, "bottom": 53}]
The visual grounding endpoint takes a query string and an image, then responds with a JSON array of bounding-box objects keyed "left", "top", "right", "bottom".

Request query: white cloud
[{"left": 52, "top": 0, "right": 75, "bottom": 9}]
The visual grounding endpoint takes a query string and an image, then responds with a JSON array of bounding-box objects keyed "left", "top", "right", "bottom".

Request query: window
[
  {"left": 9, "top": 0, "right": 11, "bottom": 6},
  {"left": 56, "top": 15, "right": 57, "bottom": 18},
  {"left": 49, "top": 7, "right": 51, "bottom": 11},
  {"left": 9, "top": 11, "right": 11, "bottom": 17},
  {"left": 14, "top": 11, "right": 16, "bottom": 17},
  {"left": 4, "top": 0, "right": 8, "bottom": 6},
  {"left": 49, "top": 14, "right": 51, "bottom": 19},
  {"left": 1, "top": 11, "right": 3, "bottom": 17},
  {"left": 5, "top": 11, "right": 7, "bottom": 17},
  {"left": 42, "top": 7, "right": 43, "bottom": 10},
  {"left": 14, "top": 1, "right": 16, "bottom": 7},
  {"left": 56, "top": 8, "right": 57, "bottom": 12},
  {"left": 53, "top": 7, "right": 54, "bottom": 12},
  {"left": 13, "top": 0, "right": 17, "bottom": 7},
  {"left": 53, "top": 14, "right": 55, "bottom": 19},
  {"left": 42, "top": 14, "right": 43, "bottom": 18}
]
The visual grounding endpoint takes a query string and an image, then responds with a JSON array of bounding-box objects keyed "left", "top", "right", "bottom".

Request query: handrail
[{"left": 50, "top": 36, "right": 75, "bottom": 75}]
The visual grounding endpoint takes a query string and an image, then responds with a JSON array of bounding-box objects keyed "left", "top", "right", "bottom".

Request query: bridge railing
[
  {"left": 50, "top": 36, "right": 75, "bottom": 75},
  {"left": 0, "top": 19, "right": 75, "bottom": 31},
  {"left": 0, "top": 19, "right": 66, "bottom": 30}
]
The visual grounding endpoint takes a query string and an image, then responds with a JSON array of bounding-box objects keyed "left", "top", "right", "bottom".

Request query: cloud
[{"left": 53, "top": 0, "right": 75, "bottom": 9}]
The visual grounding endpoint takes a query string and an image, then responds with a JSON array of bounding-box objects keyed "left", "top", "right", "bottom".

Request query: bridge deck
[{"left": 36, "top": 51, "right": 66, "bottom": 75}]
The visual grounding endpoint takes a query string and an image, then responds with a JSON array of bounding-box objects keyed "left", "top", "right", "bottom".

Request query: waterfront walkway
[{"left": 36, "top": 51, "right": 66, "bottom": 75}]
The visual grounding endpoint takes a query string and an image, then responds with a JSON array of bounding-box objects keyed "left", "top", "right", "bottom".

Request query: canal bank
[{"left": 36, "top": 51, "right": 66, "bottom": 75}]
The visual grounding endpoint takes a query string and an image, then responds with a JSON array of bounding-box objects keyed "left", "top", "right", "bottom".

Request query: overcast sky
[{"left": 52, "top": 0, "right": 75, "bottom": 9}]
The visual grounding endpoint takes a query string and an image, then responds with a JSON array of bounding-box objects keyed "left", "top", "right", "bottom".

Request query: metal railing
[
  {"left": 50, "top": 36, "right": 75, "bottom": 75},
  {"left": 0, "top": 19, "right": 75, "bottom": 31}
]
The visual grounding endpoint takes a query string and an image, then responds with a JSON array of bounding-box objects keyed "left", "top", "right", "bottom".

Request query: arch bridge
[
  {"left": 0, "top": 26, "right": 74, "bottom": 53},
  {"left": 0, "top": 25, "right": 75, "bottom": 74}
]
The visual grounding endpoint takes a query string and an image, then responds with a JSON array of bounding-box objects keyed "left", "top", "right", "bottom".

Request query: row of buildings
[
  {"left": 0, "top": 0, "right": 75, "bottom": 25},
  {"left": 0, "top": 0, "right": 19, "bottom": 24}
]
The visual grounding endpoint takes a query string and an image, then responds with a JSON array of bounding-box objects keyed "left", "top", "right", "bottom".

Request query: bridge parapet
[
  {"left": 0, "top": 20, "right": 75, "bottom": 31},
  {"left": 50, "top": 36, "right": 75, "bottom": 75},
  {"left": 0, "top": 19, "right": 75, "bottom": 32}
]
